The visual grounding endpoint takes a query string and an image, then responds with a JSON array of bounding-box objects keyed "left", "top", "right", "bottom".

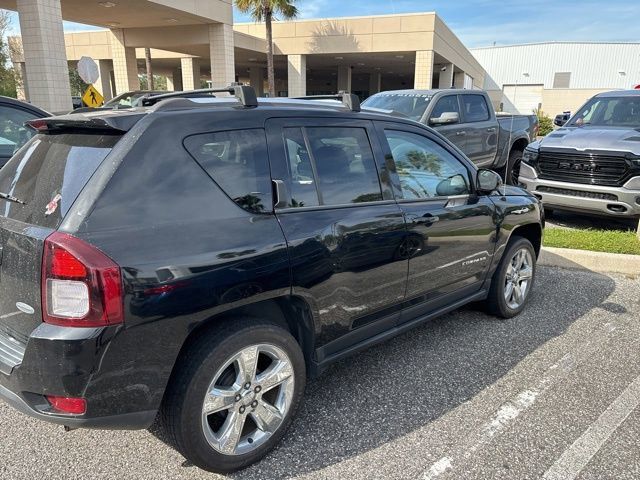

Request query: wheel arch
[
  {"left": 167, "top": 295, "right": 318, "bottom": 384},
  {"left": 509, "top": 222, "right": 543, "bottom": 258},
  {"left": 510, "top": 137, "right": 530, "bottom": 156}
]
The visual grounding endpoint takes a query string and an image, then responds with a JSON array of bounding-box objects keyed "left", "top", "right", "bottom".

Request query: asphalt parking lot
[{"left": 2, "top": 266, "right": 639, "bottom": 480}]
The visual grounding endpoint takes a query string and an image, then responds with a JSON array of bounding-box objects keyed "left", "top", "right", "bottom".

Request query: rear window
[
  {"left": 0, "top": 133, "right": 120, "bottom": 228},
  {"left": 184, "top": 129, "right": 272, "bottom": 213}
]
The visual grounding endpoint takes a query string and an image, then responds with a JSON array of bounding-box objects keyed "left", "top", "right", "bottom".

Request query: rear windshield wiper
[{"left": 0, "top": 192, "right": 26, "bottom": 205}]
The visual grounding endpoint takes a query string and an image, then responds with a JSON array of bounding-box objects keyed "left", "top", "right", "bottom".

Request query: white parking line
[
  {"left": 542, "top": 374, "right": 640, "bottom": 480},
  {"left": 420, "top": 320, "right": 621, "bottom": 480}
]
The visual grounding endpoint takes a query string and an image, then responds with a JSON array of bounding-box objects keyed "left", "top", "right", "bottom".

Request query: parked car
[
  {"left": 519, "top": 90, "right": 640, "bottom": 218},
  {"left": 362, "top": 89, "right": 539, "bottom": 184},
  {"left": 71, "top": 96, "right": 83, "bottom": 109},
  {"left": 73, "top": 90, "right": 174, "bottom": 113},
  {"left": 103, "top": 90, "right": 172, "bottom": 109},
  {"left": 0, "top": 96, "right": 49, "bottom": 168},
  {"left": 553, "top": 111, "right": 571, "bottom": 127},
  {"left": 0, "top": 86, "right": 544, "bottom": 473}
]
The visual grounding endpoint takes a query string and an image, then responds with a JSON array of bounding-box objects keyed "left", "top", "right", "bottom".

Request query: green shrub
[{"left": 534, "top": 108, "right": 554, "bottom": 137}]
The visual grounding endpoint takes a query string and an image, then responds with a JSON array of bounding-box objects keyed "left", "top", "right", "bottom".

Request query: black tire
[
  {"left": 544, "top": 207, "right": 554, "bottom": 218},
  {"left": 505, "top": 149, "right": 523, "bottom": 186},
  {"left": 486, "top": 237, "right": 536, "bottom": 318},
  {"left": 159, "top": 318, "right": 306, "bottom": 473}
]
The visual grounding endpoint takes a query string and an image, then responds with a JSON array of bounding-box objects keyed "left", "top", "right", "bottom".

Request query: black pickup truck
[
  {"left": 363, "top": 89, "right": 539, "bottom": 184},
  {"left": 0, "top": 87, "right": 544, "bottom": 473}
]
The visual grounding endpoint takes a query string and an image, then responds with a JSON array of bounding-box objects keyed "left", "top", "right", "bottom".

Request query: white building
[{"left": 472, "top": 42, "right": 640, "bottom": 116}]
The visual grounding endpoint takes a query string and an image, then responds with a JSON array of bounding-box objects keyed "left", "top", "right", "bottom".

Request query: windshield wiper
[{"left": 0, "top": 192, "right": 26, "bottom": 205}]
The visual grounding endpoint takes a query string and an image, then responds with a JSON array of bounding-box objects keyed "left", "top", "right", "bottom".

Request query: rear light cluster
[{"left": 42, "top": 232, "right": 123, "bottom": 327}]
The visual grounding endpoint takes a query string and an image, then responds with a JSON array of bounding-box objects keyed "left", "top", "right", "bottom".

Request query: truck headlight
[{"left": 522, "top": 147, "right": 539, "bottom": 166}]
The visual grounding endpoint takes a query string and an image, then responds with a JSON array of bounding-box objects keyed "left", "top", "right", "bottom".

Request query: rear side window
[
  {"left": 184, "top": 129, "right": 272, "bottom": 213},
  {"left": 0, "top": 133, "right": 120, "bottom": 228},
  {"left": 282, "top": 126, "right": 382, "bottom": 207},
  {"left": 460, "top": 95, "right": 490, "bottom": 122}
]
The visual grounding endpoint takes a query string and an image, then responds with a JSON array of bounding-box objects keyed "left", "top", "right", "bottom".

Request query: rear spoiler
[{"left": 27, "top": 112, "right": 142, "bottom": 134}]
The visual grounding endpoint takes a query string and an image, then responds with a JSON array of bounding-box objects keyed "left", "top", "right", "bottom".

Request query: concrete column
[
  {"left": 94, "top": 59, "right": 113, "bottom": 101},
  {"left": 167, "top": 67, "right": 183, "bottom": 91},
  {"left": 16, "top": 0, "right": 72, "bottom": 112},
  {"left": 287, "top": 55, "right": 306, "bottom": 97},
  {"left": 181, "top": 58, "right": 201, "bottom": 91},
  {"left": 249, "top": 67, "right": 265, "bottom": 96},
  {"left": 109, "top": 29, "right": 139, "bottom": 94},
  {"left": 454, "top": 71, "right": 465, "bottom": 89},
  {"left": 209, "top": 23, "right": 235, "bottom": 87},
  {"left": 414, "top": 50, "right": 434, "bottom": 90},
  {"left": 337, "top": 65, "right": 352, "bottom": 93},
  {"left": 15, "top": 62, "right": 28, "bottom": 101},
  {"left": 438, "top": 63, "right": 454, "bottom": 89},
  {"left": 368, "top": 72, "right": 381, "bottom": 96}
]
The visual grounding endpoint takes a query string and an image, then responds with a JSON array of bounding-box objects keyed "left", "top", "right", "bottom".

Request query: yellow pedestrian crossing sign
[{"left": 82, "top": 85, "right": 104, "bottom": 108}]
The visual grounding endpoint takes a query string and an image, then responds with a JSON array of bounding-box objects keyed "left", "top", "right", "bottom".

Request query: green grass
[{"left": 544, "top": 227, "right": 640, "bottom": 255}]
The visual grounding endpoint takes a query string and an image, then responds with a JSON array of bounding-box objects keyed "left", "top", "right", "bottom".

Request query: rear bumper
[
  {"left": 519, "top": 163, "right": 640, "bottom": 217},
  {"left": 0, "top": 383, "right": 155, "bottom": 429},
  {"left": 0, "top": 322, "right": 163, "bottom": 430}
]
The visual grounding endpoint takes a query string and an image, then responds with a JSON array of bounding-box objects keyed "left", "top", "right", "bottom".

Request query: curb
[{"left": 539, "top": 246, "right": 640, "bottom": 276}]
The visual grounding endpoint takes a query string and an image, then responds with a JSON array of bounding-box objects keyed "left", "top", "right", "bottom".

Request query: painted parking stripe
[
  {"left": 542, "top": 374, "right": 640, "bottom": 480},
  {"left": 420, "top": 319, "right": 622, "bottom": 480}
]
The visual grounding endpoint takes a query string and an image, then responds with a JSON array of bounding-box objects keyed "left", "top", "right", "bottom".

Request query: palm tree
[{"left": 235, "top": 0, "right": 299, "bottom": 97}]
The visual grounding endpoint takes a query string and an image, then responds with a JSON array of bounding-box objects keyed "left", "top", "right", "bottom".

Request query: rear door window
[
  {"left": 0, "top": 133, "right": 120, "bottom": 228},
  {"left": 184, "top": 129, "right": 272, "bottom": 213},
  {"left": 460, "top": 95, "right": 490, "bottom": 122},
  {"left": 281, "top": 126, "right": 383, "bottom": 207}
]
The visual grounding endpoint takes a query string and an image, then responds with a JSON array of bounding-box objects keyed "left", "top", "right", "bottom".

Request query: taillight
[{"left": 42, "top": 232, "right": 123, "bottom": 327}]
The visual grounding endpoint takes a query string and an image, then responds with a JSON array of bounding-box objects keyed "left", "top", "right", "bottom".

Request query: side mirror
[
  {"left": 476, "top": 169, "right": 503, "bottom": 193},
  {"left": 429, "top": 111, "right": 459, "bottom": 125}
]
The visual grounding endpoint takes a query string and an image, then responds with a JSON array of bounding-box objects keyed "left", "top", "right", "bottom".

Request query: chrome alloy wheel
[
  {"left": 504, "top": 248, "right": 534, "bottom": 309},
  {"left": 201, "top": 344, "right": 295, "bottom": 456}
]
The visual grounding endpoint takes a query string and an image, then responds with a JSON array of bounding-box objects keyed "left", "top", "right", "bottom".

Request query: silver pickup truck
[
  {"left": 362, "top": 89, "right": 539, "bottom": 184},
  {"left": 519, "top": 90, "right": 640, "bottom": 218}
]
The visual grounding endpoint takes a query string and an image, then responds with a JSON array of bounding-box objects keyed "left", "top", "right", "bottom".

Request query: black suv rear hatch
[{"left": 0, "top": 132, "right": 121, "bottom": 374}]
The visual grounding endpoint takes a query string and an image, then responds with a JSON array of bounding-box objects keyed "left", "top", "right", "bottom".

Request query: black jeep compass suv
[{"left": 0, "top": 86, "right": 543, "bottom": 473}]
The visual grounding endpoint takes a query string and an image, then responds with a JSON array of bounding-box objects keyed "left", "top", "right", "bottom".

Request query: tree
[
  {"left": 68, "top": 67, "right": 89, "bottom": 97},
  {"left": 235, "top": 0, "right": 299, "bottom": 97},
  {"left": 0, "top": 10, "right": 17, "bottom": 98},
  {"left": 534, "top": 108, "right": 554, "bottom": 137},
  {"left": 144, "top": 48, "right": 154, "bottom": 90}
]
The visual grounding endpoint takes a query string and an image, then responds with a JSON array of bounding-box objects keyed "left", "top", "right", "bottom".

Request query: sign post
[{"left": 77, "top": 56, "right": 104, "bottom": 107}]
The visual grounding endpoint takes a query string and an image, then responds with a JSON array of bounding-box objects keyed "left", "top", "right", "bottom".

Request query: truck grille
[{"left": 537, "top": 151, "right": 630, "bottom": 187}]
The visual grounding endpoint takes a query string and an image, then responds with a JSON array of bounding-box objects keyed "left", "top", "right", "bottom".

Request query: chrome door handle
[
  {"left": 486, "top": 127, "right": 496, "bottom": 132},
  {"left": 455, "top": 131, "right": 466, "bottom": 136}
]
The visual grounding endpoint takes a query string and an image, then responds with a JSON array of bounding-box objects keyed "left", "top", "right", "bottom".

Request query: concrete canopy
[{"left": 0, "top": 0, "right": 232, "bottom": 28}]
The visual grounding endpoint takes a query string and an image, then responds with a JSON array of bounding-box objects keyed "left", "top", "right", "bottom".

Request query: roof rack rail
[
  {"left": 141, "top": 84, "right": 258, "bottom": 108},
  {"left": 292, "top": 91, "right": 361, "bottom": 112}
]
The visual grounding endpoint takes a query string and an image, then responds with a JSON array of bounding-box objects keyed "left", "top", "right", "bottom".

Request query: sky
[{"left": 5, "top": 0, "right": 640, "bottom": 48}]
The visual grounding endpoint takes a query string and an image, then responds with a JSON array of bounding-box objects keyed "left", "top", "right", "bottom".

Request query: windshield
[
  {"left": 567, "top": 96, "right": 640, "bottom": 128},
  {"left": 363, "top": 93, "right": 432, "bottom": 121}
]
